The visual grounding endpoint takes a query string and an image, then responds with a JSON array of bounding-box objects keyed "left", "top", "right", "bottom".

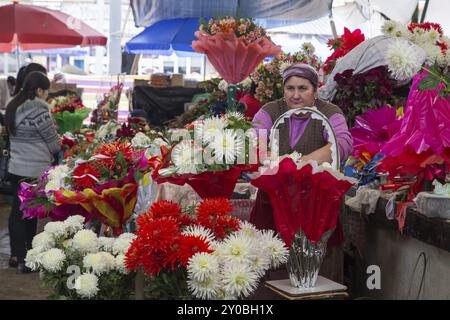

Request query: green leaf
[{"left": 418, "top": 75, "right": 441, "bottom": 91}]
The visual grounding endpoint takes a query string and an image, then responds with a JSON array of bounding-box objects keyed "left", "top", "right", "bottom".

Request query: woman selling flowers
[{"left": 250, "top": 63, "right": 353, "bottom": 286}]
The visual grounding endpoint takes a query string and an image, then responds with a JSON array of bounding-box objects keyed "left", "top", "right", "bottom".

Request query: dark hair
[
  {"left": 12, "top": 63, "right": 47, "bottom": 96},
  {"left": 5, "top": 71, "right": 50, "bottom": 135}
]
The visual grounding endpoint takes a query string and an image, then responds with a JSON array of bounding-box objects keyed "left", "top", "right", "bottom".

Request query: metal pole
[
  {"left": 16, "top": 44, "right": 20, "bottom": 70},
  {"left": 108, "top": 0, "right": 122, "bottom": 75}
]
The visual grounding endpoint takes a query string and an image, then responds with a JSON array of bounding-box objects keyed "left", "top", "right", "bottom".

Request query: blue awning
[{"left": 125, "top": 18, "right": 204, "bottom": 56}]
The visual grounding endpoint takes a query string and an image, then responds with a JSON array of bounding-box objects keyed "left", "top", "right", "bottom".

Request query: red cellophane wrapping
[{"left": 251, "top": 157, "right": 355, "bottom": 247}]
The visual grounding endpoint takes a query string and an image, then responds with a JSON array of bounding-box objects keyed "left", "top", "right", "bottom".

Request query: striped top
[{"left": 8, "top": 98, "right": 60, "bottom": 178}]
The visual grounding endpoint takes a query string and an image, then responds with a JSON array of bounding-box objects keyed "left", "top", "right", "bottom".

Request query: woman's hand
[{"left": 300, "top": 143, "right": 333, "bottom": 164}]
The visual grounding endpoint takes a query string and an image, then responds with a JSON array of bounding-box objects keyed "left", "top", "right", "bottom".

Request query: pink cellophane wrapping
[
  {"left": 350, "top": 105, "right": 402, "bottom": 158},
  {"left": 379, "top": 71, "right": 450, "bottom": 176},
  {"left": 250, "top": 157, "right": 355, "bottom": 246},
  {"left": 192, "top": 31, "right": 281, "bottom": 84}
]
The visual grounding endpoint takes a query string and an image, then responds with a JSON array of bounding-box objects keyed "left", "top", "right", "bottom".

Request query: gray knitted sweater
[{"left": 8, "top": 98, "right": 60, "bottom": 178}]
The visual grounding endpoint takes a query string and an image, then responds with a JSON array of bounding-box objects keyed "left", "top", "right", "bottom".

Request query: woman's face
[
  {"left": 36, "top": 88, "right": 49, "bottom": 101},
  {"left": 283, "top": 76, "right": 317, "bottom": 109}
]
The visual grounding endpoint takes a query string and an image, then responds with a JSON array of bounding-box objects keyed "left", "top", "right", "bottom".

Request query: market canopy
[
  {"left": 125, "top": 18, "right": 203, "bottom": 56},
  {"left": 130, "top": 0, "right": 333, "bottom": 29},
  {"left": 0, "top": 2, "right": 107, "bottom": 52}
]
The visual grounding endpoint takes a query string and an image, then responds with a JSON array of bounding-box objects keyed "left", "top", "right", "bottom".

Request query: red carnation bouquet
[{"left": 125, "top": 198, "right": 240, "bottom": 299}]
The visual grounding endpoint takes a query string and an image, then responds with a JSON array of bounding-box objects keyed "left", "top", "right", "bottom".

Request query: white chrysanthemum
[
  {"left": 98, "top": 237, "right": 115, "bottom": 252},
  {"left": 115, "top": 254, "right": 129, "bottom": 274},
  {"left": 279, "top": 62, "right": 291, "bottom": 75},
  {"left": 220, "top": 233, "right": 255, "bottom": 263},
  {"left": 172, "top": 140, "right": 202, "bottom": 174},
  {"left": 75, "top": 273, "right": 99, "bottom": 299},
  {"left": 187, "top": 252, "right": 220, "bottom": 282},
  {"left": 382, "top": 20, "right": 400, "bottom": 36},
  {"left": 418, "top": 42, "right": 443, "bottom": 65},
  {"left": 83, "top": 252, "right": 116, "bottom": 275},
  {"left": 302, "top": 42, "right": 315, "bottom": 53},
  {"left": 386, "top": 39, "right": 424, "bottom": 80},
  {"left": 182, "top": 225, "right": 215, "bottom": 245},
  {"left": 118, "top": 232, "right": 137, "bottom": 240},
  {"left": 131, "top": 132, "right": 153, "bottom": 148},
  {"left": 259, "top": 230, "right": 289, "bottom": 269},
  {"left": 72, "top": 229, "right": 99, "bottom": 254},
  {"left": 32, "top": 232, "right": 55, "bottom": 250},
  {"left": 25, "top": 247, "right": 44, "bottom": 271},
  {"left": 425, "top": 29, "right": 441, "bottom": 42},
  {"left": 223, "top": 111, "right": 245, "bottom": 122},
  {"left": 248, "top": 248, "right": 271, "bottom": 277},
  {"left": 200, "top": 116, "right": 228, "bottom": 143},
  {"left": 63, "top": 215, "right": 85, "bottom": 235},
  {"left": 211, "top": 130, "right": 245, "bottom": 164},
  {"left": 44, "top": 165, "right": 70, "bottom": 193},
  {"left": 43, "top": 221, "right": 67, "bottom": 239},
  {"left": 218, "top": 79, "right": 229, "bottom": 92},
  {"left": 188, "top": 276, "right": 221, "bottom": 300},
  {"left": 41, "top": 248, "right": 66, "bottom": 272},
  {"left": 237, "top": 221, "right": 259, "bottom": 239},
  {"left": 112, "top": 237, "right": 134, "bottom": 255},
  {"left": 220, "top": 263, "right": 259, "bottom": 298}
]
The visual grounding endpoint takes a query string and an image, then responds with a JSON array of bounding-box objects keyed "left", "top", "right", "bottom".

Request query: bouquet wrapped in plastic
[
  {"left": 49, "top": 95, "right": 91, "bottom": 134},
  {"left": 192, "top": 17, "right": 281, "bottom": 84}
]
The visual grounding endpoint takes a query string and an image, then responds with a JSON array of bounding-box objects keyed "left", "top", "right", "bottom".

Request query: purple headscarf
[{"left": 282, "top": 63, "right": 319, "bottom": 88}]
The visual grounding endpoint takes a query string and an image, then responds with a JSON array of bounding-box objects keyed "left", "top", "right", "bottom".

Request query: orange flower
[{"left": 93, "top": 141, "right": 134, "bottom": 171}]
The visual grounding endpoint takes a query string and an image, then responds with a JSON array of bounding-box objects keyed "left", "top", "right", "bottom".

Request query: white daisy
[
  {"left": 75, "top": 273, "right": 99, "bottom": 299},
  {"left": 187, "top": 252, "right": 220, "bottom": 282},
  {"left": 63, "top": 215, "right": 85, "bottom": 235},
  {"left": 32, "top": 232, "right": 55, "bottom": 250},
  {"left": 43, "top": 221, "right": 67, "bottom": 239},
  {"left": 83, "top": 252, "right": 116, "bottom": 275},
  {"left": 220, "top": 262, "right": 259, "bottom": 298},
  {"left": 420, "top": 42, "right": 443, "bottom": 65},
  {"left": 182, "top": 225, "right": 215, "bottom": 245},
  {"left": 386, "top": 39, "right": 424, "bottom": 80},
  {"left": 259, "top": 230, "right": 289, "bottom": 269},
  {"left": 171, "top": 140, "right": 202, "bottom": 174},
  {"left": 44, "top": 165, "right": 70, "bottom": 193},
  {"left": 211, "top": 129, "right": 245, "bottom": 164},
  {"left": 188, "top": 276, "right": 220, "bottom": 300},
  {"left": 41, "top": 248, "right": 66, "bottom": 272},
  {"left": 72, "top": 229, "right": 99, "bottom": 254},
  {"left": 25, "top": 247, "right": 44, "bottom": 271}
]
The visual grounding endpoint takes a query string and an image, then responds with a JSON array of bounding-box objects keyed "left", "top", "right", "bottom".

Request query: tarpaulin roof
[{"left": 130, "top": 0, "right": 333, "bottom": 29}]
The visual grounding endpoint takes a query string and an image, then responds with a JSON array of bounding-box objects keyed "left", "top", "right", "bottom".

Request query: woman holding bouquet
[
  {"left": 5, "top": 71, "right": 61, "bottom": 273},
  {"left": 251, "top": 63, "right": 353, "bottom": 287}
]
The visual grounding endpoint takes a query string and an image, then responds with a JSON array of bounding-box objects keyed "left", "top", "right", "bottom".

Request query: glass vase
[{"left": 287, "top": 228, "right": 334, "bottom": 288}]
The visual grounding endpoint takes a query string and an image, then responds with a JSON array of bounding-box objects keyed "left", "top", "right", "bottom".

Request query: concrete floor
[{"left": 0, "top": 195, "right": 50, "bottom": 300}]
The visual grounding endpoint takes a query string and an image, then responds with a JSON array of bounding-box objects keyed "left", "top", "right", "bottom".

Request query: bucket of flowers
[
  {"left": 124, "top": 198, "right": 289, "bottom": 299},
  {"left": 25, "top": 215, "right": 136, "bottom": 299}
]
